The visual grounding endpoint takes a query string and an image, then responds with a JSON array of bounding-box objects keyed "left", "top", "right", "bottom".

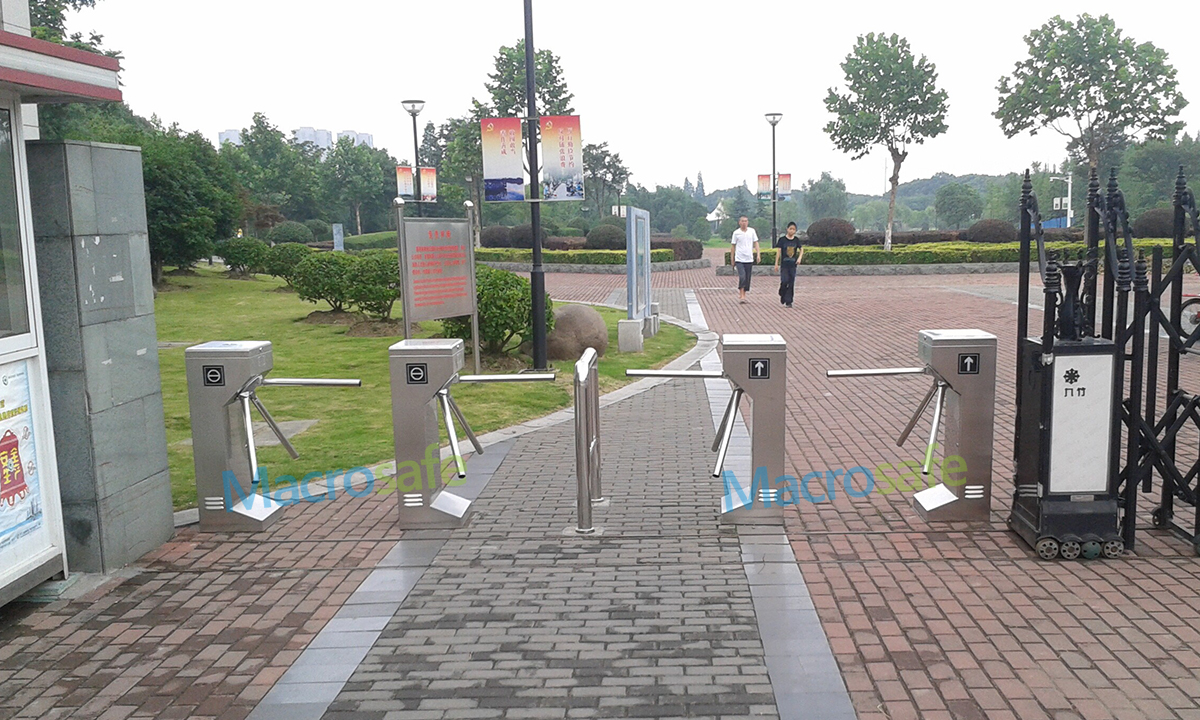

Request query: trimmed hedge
[
  {"left": 293, "top": 252, "right": 358, "bottom": 311},
  {"left": 343, "top": 231, "right": 397, "bottom": 250},
  {"left": 1133, "top": 208, "right": 1175, "bottom": 239},
  {"left": 545, "top": 237, "right": 586, "bottom": 251},
  {"left": 217, "top": 237, "right": 269, "bottom": 274},
  {"left": 854, "top": 230, "right": 959, "bottom": 245},
  {"left": 725, "top": 239, "right": 1176, "bottom": 266},
  {"left": 266, "top": 220, "right": 315, "bottom": 245},
  {"left": 651, "top": 238, "right": 703, "bottom": 261},
  {"left": 807, "top": 218, "right": 856, "bottom": 246},
  {"left": 960, "top": 219, "right": 1017, "bottom": 244},
  {"left": 481, "top": 225, "right": 512, "bottom": 247},
  {"left": 585, "top": 224, "right": 626, "bottom": 250},
  {"left": 511, "top": 224, "right": 534, "bottom": 248},
  {"left": 478, "top": 249, "right": 674, "bottom": 265}
]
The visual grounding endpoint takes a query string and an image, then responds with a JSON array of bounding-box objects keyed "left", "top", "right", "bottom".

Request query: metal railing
[{"left": 574, "top": 348, "right": 602, "bottom": 534}]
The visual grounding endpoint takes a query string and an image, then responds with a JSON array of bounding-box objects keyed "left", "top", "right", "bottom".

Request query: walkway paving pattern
[{"left": 4, "top": 247, "right": 1200, "bottom": 720}]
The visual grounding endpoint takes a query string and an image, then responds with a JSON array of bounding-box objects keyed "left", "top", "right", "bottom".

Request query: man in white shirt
[{"left": 730, "top": 216, "right": 761, "bottom": 303}]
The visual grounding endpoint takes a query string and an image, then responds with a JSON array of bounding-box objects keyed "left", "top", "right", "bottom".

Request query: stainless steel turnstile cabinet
[
  {"left": 185, "top": 341, "right": 281, "bottom": 532},
  {"left": 912, "top": 329, "right": 997, "bottom": 522},
  {"left": 389, "top": 339, "right": 471, "bottom": 528},
  {"left": 719, "top": 334, "right": 787, "bottom": 525}
]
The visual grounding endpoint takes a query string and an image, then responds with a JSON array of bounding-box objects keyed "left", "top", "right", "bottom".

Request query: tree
[
  {"left": 996, "top": 14, "right": 1187, "bottom": 170},
  {"left": 583, "top": 142, "right": 631, "bottom": 217},
  {"left": 825, "top": 33, "right": 948, "bottom": 250},
  {"left": 228, "top": 112, "right": 322, "bottom": 222},
  {"left": 695, "top": 172, "right": 705, "bottom": 200},
  {"left": 324, "top": 136, "right": 386, "bottom": 236},
  {"left": 1120, "top": 135, "right": 1200, "bottom": 216},
  {"left": 485, "top": 40, "right": 575, "bottom": 117},
  {"left": 683, "top": 177, "right": 694, "bottom": 197},
  {"left": 803, "top": 172, "right": 848, "bottom": 220},
  {"left": 934, "top": 182, "right": 983, "bottom": 228},
  {"left": 419, "top": 121, "right": 442, "bottom": 170}
]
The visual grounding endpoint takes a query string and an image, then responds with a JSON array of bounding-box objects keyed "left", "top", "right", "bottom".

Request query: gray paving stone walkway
[{"left": 322, "top": 379, "right": 781, "bottom": 720}]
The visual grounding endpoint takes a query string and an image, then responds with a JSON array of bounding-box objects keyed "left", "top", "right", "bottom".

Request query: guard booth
[{"left": 828, "top": 329, "right": 998, "bottom": 522}]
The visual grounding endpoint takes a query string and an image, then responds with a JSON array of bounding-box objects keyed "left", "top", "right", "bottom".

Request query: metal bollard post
[{"left": 574, "top": 348, "right": 600, "bottom": 534}]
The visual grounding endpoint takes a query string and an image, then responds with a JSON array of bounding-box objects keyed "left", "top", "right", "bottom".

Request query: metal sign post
[{"left": 395, "top": 198, "right": 482, "bottom": 374}]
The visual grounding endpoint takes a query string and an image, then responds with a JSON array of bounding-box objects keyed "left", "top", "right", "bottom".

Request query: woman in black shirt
[{"left": 774, "top": 222, "right": 803, "bottom": 308}]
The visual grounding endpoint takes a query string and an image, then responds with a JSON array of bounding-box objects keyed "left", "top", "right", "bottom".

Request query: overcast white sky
[{"left": 67, "top": 1, "right": 1200, "bottom": 196}]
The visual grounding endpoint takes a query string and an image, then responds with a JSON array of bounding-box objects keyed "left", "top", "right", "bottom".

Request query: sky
[{"left": 67, "top": 1, "right": 1200, "bottom": 197}]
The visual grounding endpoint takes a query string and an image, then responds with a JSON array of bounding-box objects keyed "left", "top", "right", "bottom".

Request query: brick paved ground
[
  {"left": 544, "top": 264, "right": 1200, "bottom": 720},
  {"left": 325, "top": 379, "right": 778, "bottom": 720}
]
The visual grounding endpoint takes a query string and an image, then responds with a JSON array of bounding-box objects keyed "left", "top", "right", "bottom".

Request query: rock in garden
[{"left": 547, "top": 304, "right": 608, "bottom": 360}]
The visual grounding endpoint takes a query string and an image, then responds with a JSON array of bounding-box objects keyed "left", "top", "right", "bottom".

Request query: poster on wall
[
  {"left": 420, "top": 167, "right": 438, "bottom": 202},
  {"left": 396, "top": 166, "right": 414, "bottom": 198},
  {"left": 778, "top": 174, "right": 792, "bottom": 200},
  {"left": 540, "top": 115, "right": 584, "bottom": 201},
  {"left": 0, "top": 361, "right": 42, "bottom": 556},
  {"left": 480, "top": 118, "right": 525, "bottom": 202}
]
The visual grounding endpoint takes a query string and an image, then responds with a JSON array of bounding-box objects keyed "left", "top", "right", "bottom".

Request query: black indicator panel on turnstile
[
  {"left": 958, "top": 353, "right": 980, "bottom": 375},
  {"left": 407, "top": 363, "right": 428, "bottom": 384},
  {"left": 749, "top": 358, "right": 770, "bottom": 379}
]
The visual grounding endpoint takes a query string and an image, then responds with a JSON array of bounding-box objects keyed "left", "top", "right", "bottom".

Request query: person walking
[
  {"left": 774, "top": 222, "right": 803, "bottom": 308},
  {"left": 730, "top": 216, "right": 760, "bottom": 303}
]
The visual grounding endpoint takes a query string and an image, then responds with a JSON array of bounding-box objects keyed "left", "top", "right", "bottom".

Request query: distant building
[
  {"left": 218, "top": 129, "right": 241, "bottom": 146},
  {"left": 293, "top": 127, "right": 333, "bottom": 150},
  {"left": 337, "top": 131, "right": 374, "bottom": 148}
]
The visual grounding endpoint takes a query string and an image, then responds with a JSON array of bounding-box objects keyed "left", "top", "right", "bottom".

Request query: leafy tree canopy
[
  {"left": 995, "top": 14, "right": 1187, "bottom": 169},
  {"left": 485, "top": 40, "right": 575, "bottom": 118},
  {"left": 803, "top": 172, "right": 848, "bottom": 220}
]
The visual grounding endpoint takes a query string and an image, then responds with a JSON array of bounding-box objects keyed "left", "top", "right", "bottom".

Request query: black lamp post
[
  {"left": 402, "top": 99, "right": 425, "bottom": 217},
  {"left": 523, "top": 0, "right": 548, "bottom": 370},
  {"left": 765, "top": 112, "right": 782, "bottom": 246}
]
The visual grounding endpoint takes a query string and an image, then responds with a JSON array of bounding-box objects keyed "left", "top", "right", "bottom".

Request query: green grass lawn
[{"left": 155, "top": 268, "right": 694, "bottom": 509}]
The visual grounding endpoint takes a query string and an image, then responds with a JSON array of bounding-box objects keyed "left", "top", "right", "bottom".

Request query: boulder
[{"left": 547, "top": 304, "right": 608, "bottom": 360}]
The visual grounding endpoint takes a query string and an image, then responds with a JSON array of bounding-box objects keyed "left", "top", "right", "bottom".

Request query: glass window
[{"left": 0, "top": 109, "right": 27, "bottom": 339}]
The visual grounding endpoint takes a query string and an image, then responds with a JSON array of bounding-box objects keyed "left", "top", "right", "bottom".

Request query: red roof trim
[
  {"left": 0, "top": 31, "right": 120, "bottom": 72},
  {"left": 0, "top": 66, "right": 121, "bottom": 102}
]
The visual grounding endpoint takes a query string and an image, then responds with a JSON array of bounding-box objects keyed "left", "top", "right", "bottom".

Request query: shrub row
[
  {"left": 477, "top": 248, "right": 675, "bottom": 265},
  {"left": 650, "top": 239, "right": 703, "bottom": 261},
  {"left": 724, "top": 239, "right": 1175, "bottom": 266}
]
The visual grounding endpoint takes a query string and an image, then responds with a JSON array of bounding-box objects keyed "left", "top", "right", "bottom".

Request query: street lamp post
[
  {"left": 402, "top": 100, "right": 425, "bottom": 217},
  {"left": 523, "top": 0, "right": 548, "bottom": 370},
  {"left": 1051, "top": 173, "right": 1073, "bottom": 227},
  {"left": 765, "top": 113, "right": 782, "bottom": 246}
]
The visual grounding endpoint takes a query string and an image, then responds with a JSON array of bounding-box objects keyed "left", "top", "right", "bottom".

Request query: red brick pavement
[
  {"left": 546, "top": 263, "right": 1200, "bottom": 720},
  {"left": 0, "top": 491, "right": 399, "bottom": 720}
]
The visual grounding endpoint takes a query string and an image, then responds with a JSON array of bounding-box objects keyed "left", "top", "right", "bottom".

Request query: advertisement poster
[
  {"left": 332, "top": 223, "right": 344, "bottom": 251},
  {"left": 0, "top": 361, "right": 42, "bottom": 556},
  {"left": 480, "top": 118, "right": 525, "bottom": 202},
  {"left": 757, "top": 174, "right": 771, "bottom": 200},
  {"left": 396, "top": 166, "right": 414, "bottom": 198},
  {"left": 540, "top": 116, "right": 584, "bottom": 201},
  {"left": 778, "top": 174, "right": 792, "bottom": 200},
  {"left": 420, "top": 167, "right": 438, "bottom": 202}
]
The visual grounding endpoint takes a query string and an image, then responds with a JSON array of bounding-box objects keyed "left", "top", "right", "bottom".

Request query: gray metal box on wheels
[{"left": 1010, "top": 337, "right": 1123, "bottom": 560}]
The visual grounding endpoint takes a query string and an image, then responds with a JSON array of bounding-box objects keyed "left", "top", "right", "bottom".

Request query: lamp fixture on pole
[
  {"left": 765, "top": 113, "right": 783, "bottom": 247},
  {"left": 402, "top": 99, "right": 425, "bottom": 217}
]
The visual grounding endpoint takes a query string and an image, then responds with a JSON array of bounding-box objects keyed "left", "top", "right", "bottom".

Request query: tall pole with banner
[
  {"left": 403, "top": 100, "right": 425, "bottom": 217},
  {"left": 766, "top": 112, "right": 782, "bottom": 246},
  {"left": 524, "top": 0, "right": 547, "bottom": 370}
]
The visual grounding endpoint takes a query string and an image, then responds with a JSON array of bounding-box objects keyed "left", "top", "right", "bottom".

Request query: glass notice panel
[{"left": 0, "top": 109, "right": 27, "bottom": 339}]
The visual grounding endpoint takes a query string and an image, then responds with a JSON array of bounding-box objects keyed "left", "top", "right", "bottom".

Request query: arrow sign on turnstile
[
  {"left": 958, "top": 353, "right": 980, "bottom": 375},
  {"left": 749, "top": 358, "right": 770, "bottom": 379}
]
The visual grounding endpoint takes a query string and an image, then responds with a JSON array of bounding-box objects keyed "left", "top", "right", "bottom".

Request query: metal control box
[
  {"left": 389, "top": 339, "right": 470, "bottom": 528},
  {"left": 719, "top": 334, "right": 787, "bottom": 524},
  {"left": 914, "top": 329, "right": 998, "bottom": 521},
  {"left": 185, "top": 341, "right": 281, "bottom": 532}
]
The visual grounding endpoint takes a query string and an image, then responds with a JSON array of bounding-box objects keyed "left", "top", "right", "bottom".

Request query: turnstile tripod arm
[
  {"left": 458, "top": 373, "right": 557, "bottom": 383},
  {"left": 922, "top": 382, "right": 948, "bottom": 476},
  {"left": 239, "top": 393, "right": 261, "bottom": 485},
  {"left": 260, "top": 378, "right": 362, "bottom": 387},
  {"left": 626, "top": 369, "right": 725, "bottom": 379},
  {"left": 438, "top": 390, "right": 467, "bottom": 478},
  {"left": 445, "top": 392, "right": 484, "bottom": 456},
  {"left": 897, "top": 380, "right": 940, "bottom": 448},
  {"left": 712, "top": 388, "right": 744, "bottom": 478},
  {"left": 712, "top": 389, "right": 740, "bottom": 453},
  {"left": 249, "top": 392, "right": 300, "bottom": 460},
  {"left": 826, "top": 367, "right": 927, "bottom": 378}
]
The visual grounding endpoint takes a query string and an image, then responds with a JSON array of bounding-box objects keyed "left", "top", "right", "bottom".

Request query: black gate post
[
  {"left": 1015, "top": 171, "right": 1032, "bottom": 463},
  {"left": 1086, "top": 168, "right": 1101, "bottom": 336},
  {"left": 1124, "top": 256, "right": 1148, "bottom": 549}
]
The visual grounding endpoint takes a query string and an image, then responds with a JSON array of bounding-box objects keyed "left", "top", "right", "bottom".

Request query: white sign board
[
  {"left": 398, "top": 218, "right": 477, "bottom": 324},
  {"left": 332, "top": 223, "right": 344, "bottom": 252}
]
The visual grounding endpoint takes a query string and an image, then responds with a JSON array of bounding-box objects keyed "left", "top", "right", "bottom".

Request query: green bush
[
  {"left": 217, "top": 237, "right": 269, "bottom": 275},
  {"left": 442, "top": 265, "right": 554, "bottom": 355},
  {"left": 344, "top": 232, "right": 397, "bottom": 251},
  {"left": 651, "top": 239, "right": 703, "bottom": 260},
  {"left": 293, "top": 251, "right": 358, "bottom": 311},
  {"left": 263, "top": 242, "right": 313, "bottom": 286},
  {"left": 347, "top": 250, "right": 401, "bottom": 319},
  {"left": 1133, "top": 207, "right": 1175, "bottom": 238},
  {"left": 481, "top": 226, "right": 512, "bottom": 247},
  {"left": 559, "top": 227, "right": 584, "bottom": 238},
  {"left": 567, "top": 216, "right": 590, "bottom": 234},
  {"left": 477, "top": 249, "right": 673, "bottom": 265},
  {"left": 266, "top": 220, "right": 315, "bottom": 245},
  {"left": 960, "top": 219, "right": 1017, "bottom": 244},
  {"left": 598, "top": 216, "right": 625, "bottom": 229},
  {"left": 690, "top": 217, "right": 712, "bottom": 240},
  {"left": 585, "top": 224, "right": 626, "bottom": 250},
  {"left": 806, "top": 218, "right": 856, "bottom": 246},
  {"left": 304, "top": 219, "right": 332, "bottom": 243},
  {"left": 510, "top": 224, "right": 534, "bottom": 249},
  {"left": 671, "top": 224, "right": 689, "bottom": 238},
  {"left": 723, "top": 238, "right": 1178, "bottom": 266}
]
